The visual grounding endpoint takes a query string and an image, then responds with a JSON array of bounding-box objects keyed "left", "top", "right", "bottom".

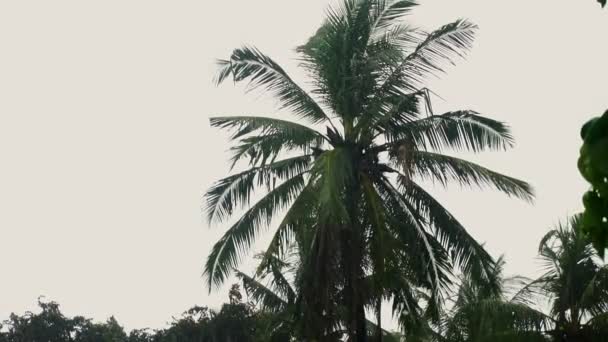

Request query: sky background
[{"left": 1, "top": 0, "right": 607, "bottom": 333}]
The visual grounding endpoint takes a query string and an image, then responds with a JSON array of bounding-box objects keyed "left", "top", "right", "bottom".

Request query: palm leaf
[
  {"left": 407, "top": 151, "right": 534, "bottom": 201},
  {"left": 210, "top": 116, "right": 326, "bottom": 168},
  {"left": 205, "top": 155, "right": 312, "bottom": 223},
  {"left": 236, "top": 270, "right": 288, "bottom": 313},
  {"left": 380, "top": 19, "right": 477, "bottom": 94},
  {"left": 376, "top": 178, "right": 446, "bottom": 293},
  {"left": 215, "top": 47, "right": 330, "bottom": 124},
  {"left": 369, "top": 0, "right": 418, "bottom": 35},
  {"left": 383, "top": 110, "right": 514, "bottom": 152},
  {"left": 210, "top": 116, "right": 327, "bottom": 142},
  {"left": 396, "top": 175, "right": 498, "bottom": 290},
  {"left": 204, "top": 173, "right": 307, "bottom": 290},
  {"left": 255, "top": 252, "right": 297, "bottom": 305}
]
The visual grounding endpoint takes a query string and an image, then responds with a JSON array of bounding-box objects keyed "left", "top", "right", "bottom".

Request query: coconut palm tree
[
  {"left": 203, "top": 1, "right": 533, "bottom": 340},
  {"left": 530, "top": 215, "right": 608, "bottom": 341},
  {"left": 434, "top": 256, "right": 550, "bottom": 342}
]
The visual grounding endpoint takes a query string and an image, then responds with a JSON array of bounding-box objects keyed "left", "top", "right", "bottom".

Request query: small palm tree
[
  {"left": 439, "top": 217, "right": 608, "bottom": 342},
  {"left": 532, "top": 215, "right": 608, "bottom": 341},
  {"left": 435, "top": 256, "right": 550, "bottom": 342},
  {"left": 204, "top": 1, "right": 533, "bottom": 340}
]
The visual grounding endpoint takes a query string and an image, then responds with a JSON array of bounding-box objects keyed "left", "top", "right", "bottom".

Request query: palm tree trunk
[
  {"left": 356, "top": 301, "right": 367, "bottom": 342},
  {"left": 376, "top": 298, "right": 382, "bottom": 342},
  {"left": 341, "top": 153, "right": 367, "bottom": 342},
  {"left": 341, "top": 227, "right": 367, "bottom": 342}
]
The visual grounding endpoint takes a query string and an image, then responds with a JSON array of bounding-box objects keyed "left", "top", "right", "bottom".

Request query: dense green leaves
[
  {"left": 4, "top": 220, "right": 607, "bottom": 341},
  {"left": 578, "top": 110, "right": 608, "bottom": 257},
  {"left": 0, "top": 289, "right": 271, "bottom": 342},
  {"left": 383, "top": 110, "right": 514, "bottom": 152}
]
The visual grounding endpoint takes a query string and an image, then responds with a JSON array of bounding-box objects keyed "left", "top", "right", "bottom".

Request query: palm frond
[
  {"left": 211, "top": 116, "right": 325, "bottom": 168},
  {"left": 255, "top": 252, "right": 297, "bottom": 305},
  {"left": 396, "top": 176, "right": 498, "bottom": 291},
  {"left": 210, "top": 116, "right": 327, "bottom": 142},
  {"left": 383, "top": 110, "right": 514, "bottom": 152},
  {"left": 376, "top": 178, "right": 446, "bottom": 293},
  {"left": 203, "top": 174, "right": 307, "bottom": 290},
  {"left": 509, "top": 277, "right": 547, "bottom": 307},
  {"left": 205, "top": 155, "right": 312, "bottom": 223},
  {"left": 580, "top": 265, "right": 608, "bottom": 316},
  {"left": 380, "top": 19, "right": 477, "bottom": 93},
  {"left": 259, "top": 183, "right": 318, "bottom": 265},
  {"left": 357, "top": 88, "right": 423, "bottom": 141},
  {"left": 215, "top": 47, "right": 331, "bottom": 124},
  {"left": 236, "top": 270, "right": 288, "bottom": 313},
  {"left": 587, "top": 311, "right": 608, "bottom": 334},
  {"left": 369, "top": 0, "right": 418, "bottom": 35},
  {"left": 444, "top": 296, "right": 551, "bottom": 342},
  {"left": 407, "top": 151, "right": 534, "bottom": 201},
  {"left": 390, "top": 279, "right": 426, "bottom": 332},
  {"left": 367, "top": 24, "right": 420, "bottom": 58},
  {"left": 477, "top": 300, "right": 552, "bottom": 332}
]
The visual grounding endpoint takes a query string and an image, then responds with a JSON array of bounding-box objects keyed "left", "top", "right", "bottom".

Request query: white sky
[{"left": 0, "top": 0, "right": 606, "bottom": 333}]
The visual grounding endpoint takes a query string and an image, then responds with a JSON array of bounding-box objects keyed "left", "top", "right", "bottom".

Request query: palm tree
[
  {"left": 204, "top": 1, "right": 533, "bottom": 340},
  {"left": 531, "top": 215, "right": 608, "bottom": 341},
  {"left": 435, "top": 256, "right": 550, "bottom": 342},
  {"left": 437, "top": 217, "right": 608, "bottom": 342}
]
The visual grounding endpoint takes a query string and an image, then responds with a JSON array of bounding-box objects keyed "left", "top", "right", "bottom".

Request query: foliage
[
  {"left": 433, "top": 256, "right": 550, "bottom": 342},
  {"left": 0, "top": 287, "right": 271, "bottom": 342},
  {"left": 534, "top": 215, "right": 608, "bottom": 341},
  {"left": 1, "top": 221, "right": 606, "bottom": 341},
  {"left": 1, "top": 298, "right": 77, "bottom": 342},
  {"left": 205, "top": 0, "right": 533, "bottom": 340},
  {"left": 424, "top": 216, "right": 608, "bottom": 342},
  {"left": 578, "top": 110, "right": 608, "bottom": 257}
]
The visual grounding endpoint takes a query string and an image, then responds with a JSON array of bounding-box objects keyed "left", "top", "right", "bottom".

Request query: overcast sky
[{"left": 1, "top": 0, "right": 606, "bottom": 333}]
